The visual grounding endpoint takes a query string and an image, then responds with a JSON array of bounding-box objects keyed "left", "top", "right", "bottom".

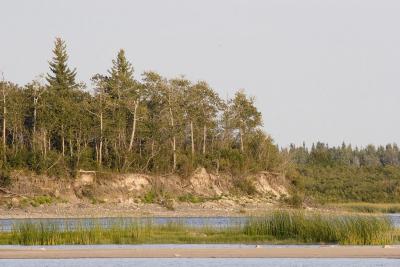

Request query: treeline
[
  {"left": 1, "top": 38, "right": 399, "bottom": 204},
  {"left": 286, "top": 142, "right": 400, "bottom": 167},
  {"left": 285, "top": 143, "right": 400, "bottom": 203},
  {"left": 0, "top": 38, "right": 280, "bottom": 177}
]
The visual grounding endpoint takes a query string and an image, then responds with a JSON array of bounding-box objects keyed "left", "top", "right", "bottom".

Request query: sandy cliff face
[
  {"left": 0, "top": 168, "right": 290, "bottom": 207},
  {"left": 251, "top": 172, "right": 289, "bottom": 199}
]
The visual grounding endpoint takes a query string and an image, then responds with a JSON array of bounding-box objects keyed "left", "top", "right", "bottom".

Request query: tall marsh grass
[
  {"left": 244, "top": 210, "right": 394, "bottom": 245},
  {"left": 330, "top": 202, "right": 400, "bottom": 214},
  {"left": 2, "top": 211, "right": 394, "bottom": 245},
  {"left": 10, "top": 221, "right": 155, "bottom": 245}
]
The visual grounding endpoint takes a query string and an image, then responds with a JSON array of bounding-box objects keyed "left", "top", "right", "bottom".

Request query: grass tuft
[
  {"left": 2, "top": 211, "right": 394, "bottom": 245},
  {"left": 330, "top": 202, "right": 400, "bottom": 214},
  {"left": 244, "top": 210, "right": 393, "bottom": 245}
]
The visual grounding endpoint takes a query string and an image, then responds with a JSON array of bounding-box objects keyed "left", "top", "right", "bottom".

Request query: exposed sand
[
  {"left": 0, "top": 247, "right": 400, "bottom": 259},
  {"left": 0, "top": 200, "right": 275, "bottom": 219}
]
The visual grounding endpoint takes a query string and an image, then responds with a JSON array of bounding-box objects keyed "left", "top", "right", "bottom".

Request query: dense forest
[
  {"left": 287, "top": 142, "right": 400, "bottom": 167},
  {"left": 286, "top": 143, "right": 400, "bottom": 203},
  {"left": 0, "top": 38, "right": 280, "bottom": 177},
  {"left": 1, "top": 38, "right": 400, "bottom": 204}
]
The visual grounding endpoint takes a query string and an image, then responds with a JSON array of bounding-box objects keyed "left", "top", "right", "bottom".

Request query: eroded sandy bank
[{"left": 0, "top": 200, "right": 275, "bottom": 219}]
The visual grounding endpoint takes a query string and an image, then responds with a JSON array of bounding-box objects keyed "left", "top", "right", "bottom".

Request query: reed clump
[
  {"left": 331, "top": 202, "right": 400, "bottom": 214},
  {"left": 9, "top": 220, "right": 155, "bottom": 245},
  {"left": 2, "top": 211, "right": 394, "bottom": 245},
  {"left": 243, "top": 210, "right": 394, "bottom": 245}
]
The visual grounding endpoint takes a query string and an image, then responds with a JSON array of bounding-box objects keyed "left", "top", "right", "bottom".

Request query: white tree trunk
[
  {"left": 239, "top": 128, "right": 244, "bottom": 152},
  {"left": 61, "top": 125, "right": 65, "bottom": 157},
  {"left": 2, "top": 84, "right": 6, "bottom": 158},
  {"left": 33, "top": 98, "right": 37, "bottom": 135},
  {"left": 128, "top": 101, "right": 138, "bottom": 152},
  {"left": 69, "top": 139, "right": 73, "bottom": 157},
  {"left": 169, "top": 107, "right": 176, "bottom": 171},
  {"left": 172, "top": 136, "right": 176, "bottom": 170},
  {"left": 203, "top": 125, "right": 207, "bottom": 154},
  {"left": 2, "top": 92, "right": 5, "bottom": 150},
  {"left": 99, "top": 111, "right": 103, "bottom": 166},
  {"left": 43, "top": 130, "right": 47, "bottom": 158},
  {"left": 190, "top": 121, "right": 195, "bottom": 156}
]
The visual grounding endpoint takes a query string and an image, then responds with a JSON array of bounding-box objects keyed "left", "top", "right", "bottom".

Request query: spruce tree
[
  {"left": 46, "top": 37, "right": 77, "bottom": 92},
  {"left": 105, "top": 49, "right": 135, "bottom": 168},
  {"left": 46, "top": 38, "right": 78, "bottom": 157},
  {"left": 107, "top": 49, "right": 134, "bottom": 100}
]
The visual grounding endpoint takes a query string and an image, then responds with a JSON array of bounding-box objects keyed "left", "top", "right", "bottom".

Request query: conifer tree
[
  {"left": 0, "top": 40, "right": 287, "bottom": 176},
  {"left": 105, "top": 49, "right": 136, "bottom": 169},
  {"left": 46, "top": 38, "right": 79, "bottom": 157},
  {"left": 107, "top": 49, "right": 134, "bottom": 100},
  {"left": 46, "top": 38, "right": 77, "bottom": 92}
]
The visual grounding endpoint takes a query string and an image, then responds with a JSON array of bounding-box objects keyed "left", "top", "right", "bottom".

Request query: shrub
[
  {"left": 233, "top": 177, "right": 257, "bottom": 195},
  {"left": 296, "top": 165, "right": 400, "bottom": 203},
  {"left": 285, "top": 194, "right": 304, "bottom": 208},
  {"left": 30, "top": 195, "right": 53, "bottom": 207},
  {"left": 0, "top": 170, "right": 11, "bottom": 187},
  {"left": 160, "top": 198, "right": 175, "bottom": 211},
  {"left": 142, "top": 191, "right": 157, "bottom": 204}
]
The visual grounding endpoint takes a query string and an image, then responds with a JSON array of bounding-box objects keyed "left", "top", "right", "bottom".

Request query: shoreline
[
  {"left": 0, "top": 205, "right": 391, "bottom": 220},
  {"left": 0, "top": 201, "right": 276, "bottom": 219},
  {"left": 1, "top": 247, "right": 400, "bottom": 259}
]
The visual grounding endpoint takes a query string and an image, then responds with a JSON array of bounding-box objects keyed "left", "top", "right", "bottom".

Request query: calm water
[
  {"left": 1, "top": 216, "right": 399, "bottom": 265},
  {"left": 1, "top": 214, "right": 399, "bottom": 232},
  {"left": 0, "top": 217, "right": 247, "bottom": 232},
  {"left": 1, "top": 258, "right": 399, "bottom": 267}
]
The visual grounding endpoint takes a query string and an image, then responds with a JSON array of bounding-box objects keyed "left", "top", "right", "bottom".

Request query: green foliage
[
  {"left": 244, "top": 210, "right": 393, "bottom": 245},
  {"left": 18, "top": 195, "right": 58, "bottom": 208},
  {"left": 142, "top": 191, "right": 157, "bottom": 204},
  {"left": 178, "top": 194, "right": 205, "bottom": 203},
  {"left": 288, "top": 142, "right": 400, "bottom": 168},
  {"left": 285, "top": 194, "right": 304, "bottom": 208},
  {"left": 32, "top": 195, "right": 53, "bottom": 205},
  {"left": 292, "top": 165, "right": 400, "bottom": 203},
  {"left": 0, "top": 38, "right": 281, "bottom": 178},
  {"left": 79, "top": 185, "right": 95, "bottom": 199},
  {"left": 329, "top": 203, "right": 400, "bottom": 214},
  {"left": 287, "top": 142, "right": 400, "bottom": 203},
  {"left": 229, "top": 91, "right": 262, "bottom": 134},
  {"left": 141, "top": 190, "right": 175, "bottom": 210},
  {"left": 29, "top": 195, "right": 54, "bottom": 207},
  {"left": 107, "top": 49, "right": 134, "bottom": 100},
  {"left": 160, "top": 198, "right": 175, "bottom": 211},
  {"left": 0, "top": 169, "right": 11, "bottom": 187},
  {"left": 2, "top": 38, "right": 400, "bottom": 207},
  {"left": 175, "top": 152, "right": 195, "bottom": 178},
  {"left": 233, "top": 176, "right": 257, "bottom": 195},
  {"left": 4, "top": 211, "right": 393, "bottom": 245},
  {"left": 218, "top": 149, "right": 245, "bottom": 175},
  {"left": 46, "top": 37, "right": 77, "bottom": 91}
]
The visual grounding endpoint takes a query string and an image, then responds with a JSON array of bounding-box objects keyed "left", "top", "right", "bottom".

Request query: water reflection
[{"left": 0, "top": 214, "right": 399, "bottom": 232}]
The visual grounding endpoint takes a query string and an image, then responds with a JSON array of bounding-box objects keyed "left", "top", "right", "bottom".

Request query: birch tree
[
  {"left": 1, "top": 73, "right": 8, "bottom": 163},
  {"left": 185, "top": 81, "right": 222, "bottom": 155},
  {"left": 228, "top": 90, "right": 262, "bottom": 152}
]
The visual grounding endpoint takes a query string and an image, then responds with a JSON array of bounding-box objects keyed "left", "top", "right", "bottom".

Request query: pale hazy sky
[{"left": 1, "top": 0, "right": 399, "bottom": 147}]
